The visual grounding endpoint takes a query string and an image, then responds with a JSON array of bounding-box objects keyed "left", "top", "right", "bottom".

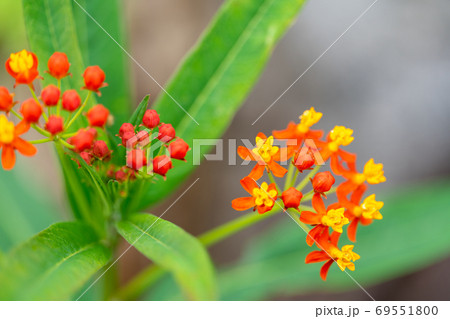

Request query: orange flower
[
  {"left": 317, "top": 126, "right": 357, "bottom": 175},
  {"left": 5, "top": 50, "right": 39, "bottom": 88},
  {"left": 232, "top": 176, "right": 278, "bottom": 214},
  {"left": 342, "top": 189, "right": 384, "bottom": 242},
  {"left": 305, "top": 230, "right": 360, "bottom": 281},
  {"left": 0, "top": 115, "right": 36, "bottom": 170},
  {"left": 237, "top": 133, "right": 289, "bottom": 180},
  {"left": 300, "top": 193, "right": 349, "bottom": 246},
  {"left": 273, "top": 107, "right": 323, "bottom": 153},
  {"left": 337, "top": 158, "right": 386, "bottom": 202}
]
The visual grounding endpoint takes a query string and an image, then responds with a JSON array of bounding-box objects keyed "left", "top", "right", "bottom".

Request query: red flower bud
[
  {"left": 127, "top": 149, "right": 147, "bottom": 170},
  {"left": 312, "top": 171, "right": 335, "bottom": 193},
  {"left": 0, "top": 87, "right": 14, "bottom": 112},
  {"left": 119, "top": 122, "right": 134, "bottom": 137},
  {"left": 87, "top": 128, "right": 98, "bottom": 139},
  {"left": 83, "top": 66, "right": 107, "bottom": 94},
  {"left": 281, "top": 187, "right": 303, "bottom": 210},
  {"left": 136, "top": 130, "right": 150, "bottom": 147},
  {"left": 80, "top": 151, "right": 94, "bottom": 166},
  {"left": 92, "top": 140, "right": 111, "bottom": 159},
  {"left": 69, "top": 129, "right": 95, "bottom": 152},
  {"left": 87, "top": 104, "right": 109, "bottom": 127},
  {"left": 121, "top": 131, "right": 136, "bottom": 147},
  {"left": 169, "top": 138, "right": 190, "bottom": 161},
  {"left": 293, "top": 148, "right": 315, "bottom": 172},
  {"left": 153, "top": 155, "right": 173, "bottom": 178},
  {"left": 62, "top": 90, "right": 81, "bottom": 112},
  {"left": 20, "top": 98, "right": 42, "bottom": 123},
  {"left": 41, "top": 85, "right": 60, "bottom": 107},
  {"left": 6, "top": 50, "right": 39, "bottom": 87},
  {"left": 142, "top": 109, "right": 160, "bottom": 129},
  {"left": 45, "top": 115, "right": 64, "bottom": 135},
  {"left": 157, "top": 123, "right": 176, "bottom": 142},
  {"left": 115, "top": 169, "right": 128, "bottom": 183},
  {"left": 47, "top": 52, "right": 70, "bottom": 79}
]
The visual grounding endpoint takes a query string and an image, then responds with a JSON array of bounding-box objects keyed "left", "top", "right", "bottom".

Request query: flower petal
[
  {"left": 268, "top": 160, "right": 287, "bottom": 178},
  {"left": 312, "top": 193, "right": 326, "bottom": 215},
  {"left": 305, "top": 250, "right": 329, "bottom": 264},
  {"left": 248, "top": 164, "right": 265, "bottom": 180},
  {"left": 347, "top": 218, "right": 359, "bottom": 242},
  {"left": 240, "top": 176, "right": 258, "bottom": 195},
  {"left": 1, "top": 145, "right": 15, "bottom": 170},
  {"left": 231, "top": 197, "right": 255, "bottom": 211},
  {"left": 237, "top": 146, "right": 257, "bottom": 161},
  {"left": 13, "top": 137, "right": 37, "bottom": 156},
  {"left": 320, "top": 259, "right": 334, "bottom": 281}
]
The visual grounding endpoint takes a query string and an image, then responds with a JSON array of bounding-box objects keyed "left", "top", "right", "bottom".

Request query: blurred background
[{"left": 0, "top": 0, "right": 449, "bottom": 300}]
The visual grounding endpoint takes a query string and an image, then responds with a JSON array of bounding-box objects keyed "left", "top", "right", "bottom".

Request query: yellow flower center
[
  {"left": 328, "top": 126, "right": 354, "bottom": 152},
  {"left": 359, "top": 194, "right": 383, "bottom": 220},
  {"left": 363, "top": 158, "right": 386, "bottom": 184},
  {"left": 9, "top": 50, "right": 34, "bottom": 74},
  {"left": 321, "top": 207, "right": 349, "bottom": 233},
  {"left": 0, "top": 115, "right": 15, "bottom": 144},
  {"left": 335, "top": 245, "right": 360, "bottom": 271},
  {"left": 252, "top": 182, "right": 277, "bottom": 207},
  {"left": 252, "top": 135, "right": 279, "bottom": 163},
  {"left": 297, "top": 107, "right": 322, "bottom": 133}
]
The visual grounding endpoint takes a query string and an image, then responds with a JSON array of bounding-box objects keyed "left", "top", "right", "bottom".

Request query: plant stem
[
  {"left": 29, "top": 85, "right": 48, "bottom": 122},
  {"left": 65, "top": 91, "right": 92, "bottom": 130},
  {"left": 295, "top": 165, "right": 321, "bottom": 191},
  {"left": 58, "top": 139, "right": 75, "bottom": 149},
  {"left": 283, "top": 161, "right": 295, "bottom": 191},
  {"left": 30, "top": 138, "right": 52, "bottom": 144},
  {"left": 267, "top": 171, "right": 281, "bottom": 194},
  {"left": 56, "top": 79, "right": 62, "bottom": 116}
]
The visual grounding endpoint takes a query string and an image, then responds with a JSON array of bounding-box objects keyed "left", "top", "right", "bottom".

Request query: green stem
[
  {"left": 11, "top": 108, "right": 51, "bottom": 137},
  {"left": 283, "top": 161, "right": 295, "bottom": 191},
  {"left": 58, "top": 139, "right": 74, "bottom": 149},
  {"left": 30, "top": 138, "right": 52, "bottom": 144},
  {"left": 267, "top": 171, "right": 281, "bottom": 194},
  {"left": 29, "top": 85, "right": 48, "bottom": 122},
  {"left": 295, "top": 165, "right": 321, "bottom": 191},
  {"left": 289, "top": 169, "right": 299, "bottom": 189},
  {"left": 56, "top": 79, "right": 62, "bottom": 116},
  {"left": 65, "top": 91, "right": 92, "bottom": 130}
]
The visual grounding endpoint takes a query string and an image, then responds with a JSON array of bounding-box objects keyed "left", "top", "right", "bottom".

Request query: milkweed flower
[
  {"left": 5, "top": 50, "right": 39, "bottom": 87},
  {"left": 233, "top": 107, "right": 385, "bottom": 281},
  {"left": 152, "top": 155, "right": 173, "bottom": 178},
  {"left": 87, "top": 104, "right": 110, "bottom": 127},
  {"left": 343, "top": 192, "right": 384, "bottom": 242},
  {"left": 305, "top": 230, "right": 360, "bottom": 280},
  {"left": 300, "top": 193, "right": 349, "bottom": 246},
  {"left": 41, "top": 85, "right": 60, "bottom": 107},
  {"left": 273, "top": 107, "right": 323, "bottom": 151},
  {"left": 83, "top": 66, "right": 107, "bottom": 95},
  {"left": 0, "top": 87, "right": 15, "bottom": 113},
  {"left": 47, "top": 52, "right": 70, "bottom": 79},
  {"left": 0, "top": 115, "right": 36, "bottom": 170},
  {"left": 237, "top": 133, "right": 288, "bottom": 180},
  {"left": 232, "top": 176, "right": 278, "bottom": 214},
  {"left": 20, "top": 99, "right": 42, "bottom": 123}
]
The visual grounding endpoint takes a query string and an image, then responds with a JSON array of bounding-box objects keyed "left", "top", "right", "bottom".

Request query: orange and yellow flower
[
  {"left": 0, "top": 115, "right": 36, "bottom": 170},
  {"left": 305, "top": 230, "right": 360, "bottom": 280},
  {"left": 300, "top": 193, "right": 349, "bottom": 246},
  {"left": 232, "top": 176, "right": 278, "bottom": 214},
  {"left": 237, "top": 133, "right": 289, "bottom": 180},
  {"left": 273, "top": 107, "right": 323, "bottom": 148},
  {"left": 5, "top": 50, "right": 39, "bottom": 88}
]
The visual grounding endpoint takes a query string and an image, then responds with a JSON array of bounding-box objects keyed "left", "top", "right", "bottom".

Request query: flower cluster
[
  {"left": 232, "top": 107, "right": 386, "bottom": 280},
  {"left": 0, "top": 50, "right": 190, "bottom": 188}
]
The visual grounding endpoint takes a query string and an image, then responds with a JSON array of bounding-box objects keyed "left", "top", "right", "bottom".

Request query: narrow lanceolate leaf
[
  {"left": 217, "top": 182, "right": 450, "bottom": 300},
  {"left": 22, "top": 0, "right": 86, "bottom": 92},
  {"left": 0, "top": 222, "right": 111, "bottom": 301},
  {"left": 116, "top": 213, "right": 217, "bottom": 300},
  {"left": 72, "top": 0, "right": 133, "bottom": 130},
  {"left": 131, "top": 0, "right": 308, "bottom": 212}
]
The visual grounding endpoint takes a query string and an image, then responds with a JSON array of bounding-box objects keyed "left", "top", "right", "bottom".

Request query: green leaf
[
  {"left": 55, "top": 144, "right": 108, "bottom": 236},
  {"left": 72, "top": 0, "right": 132, "bottom": 130},
  {"left": 129, "top": 95, "right": 150, "bottom": 127},
  {"left": 132, "top": 0, "right": 308, "bottom": 212},
  {"left": 0, "top": 167, "right": 59, "bottom": 251},
  {"left": 22, "top": 0, "right": 86, "bottom": 92},
  {"left": 116, "top": 213, "right": 217, "bottom": 300},
  {"left": 217, "top": 181, "right": 450, "bottom": 300},
  {"left": 0, "top": 222, "right": 111, "bottom": 300}
]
